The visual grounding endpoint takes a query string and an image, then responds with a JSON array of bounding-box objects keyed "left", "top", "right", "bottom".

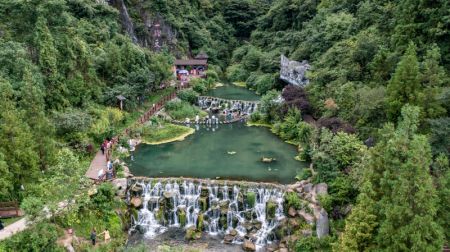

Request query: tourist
[
  {"left": 90, "top": 228, "right": 96, "bottom": 246},
  {"left": 99, "top": 228, "right": 111, "bottom": 243},
  {"left": 100, "top": 142, "right": 105, "bottom": 155},
  {"left": 97, "top": 168, "right": 105, "bottom": 181},
  {"left": 0, "top": 219, "right": 4, "bottom": 230}
]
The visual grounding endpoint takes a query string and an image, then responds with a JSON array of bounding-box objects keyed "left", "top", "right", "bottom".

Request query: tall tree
[
  {"left": 0, "top": 78, "right": 39, "bottom": 194},
  {"left": 374, "top": 105, "right": 443, "bottom": 251},
  {"left": 34, "top": 16, "right": 67, "bottom": 110},
  {"left": 335, "top": 181, "right": 378, "bottom": 251},
  {"left": 386, "top": 43, "right": 421, "bottom": 120},
  {"left": 19, "top": 67, "right": 55, "bottom": 170}
]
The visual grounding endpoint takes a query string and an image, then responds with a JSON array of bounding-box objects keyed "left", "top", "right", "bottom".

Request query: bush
[
  {"left": 294, "top": 236, "right": 334, "bottom": 252},
  {"left": 255, "top": 73, "right": 276, "bottom": 95},
  {"left": 285, "top": 192, "right": 301, "bottom": 210},
  {"left": 296, "top": 168, "right": 313, "bottom": 181},
  {"left": 226, "top": 64, "right": 249, "bottom": 82},
  {"left": 21, "top": 196, "right": 44, "bottom": 221},
  {"left": 177, "top": 89, "right": 199, "bottom": 104},
  {"left": 3, "top": 222, "right": 62, "bottom": 252},
  {"left": 165, "top": 101, "right": 203, "bottom": 120},
  {"left": 250, "top": 112, "right": 262, "bottom": 122},
  {"left": 192, "top": 81, "right": 207, "bottom": 94}
]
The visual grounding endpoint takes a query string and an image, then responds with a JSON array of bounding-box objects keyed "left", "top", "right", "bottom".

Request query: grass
[
  {"left": 232, "top": 81, "right": 247, "bottom": 87},
  {"left": 1, "top": 216, "right": 21, "bottom": 227},
  {"left": 140, "top": 123, "right": 195, "bottom": 145},
  {"left": 165, "top": 101, "right": 207, "bottom": 120}
]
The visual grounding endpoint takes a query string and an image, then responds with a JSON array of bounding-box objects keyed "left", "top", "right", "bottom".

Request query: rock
[
  {"left": 298, "top": 209, "right": 315, "bottom": 225},
  {"left": 130, "top": 183, "right": 143, "bottom": 193},
  {"left": 230, "top": 229, "right": 238, "bottom": 236},
  {"left": 130, "top": 197, "right": 142, "bottom": 208},
  {"left": 266, "top": 200, "right": 277, "bottom": 219},
  {"left": 303, "top": 183, "right": 313, "bottom": 193},
  {"left": 163, "top": 191, "right": 174, "bottom": 199},
  {"left": 223, "top": 234, "right": 234, "bottom": 244},
  {"left": 316, "top": 208, "right": 329, "bottom": 238},
  {"left": 266, "top": 243, "right": 279, "bottom": 252},
  {"left": 288, "top": 207, "right": 297, "bottom": 217},
  {"left": 295, "top": 187, "right": 303, "bottom": 193},
  {"left": 301, "top": 229, "right": 313, "bottom": 237},
  {"left": 286, "top": 188, "right": 294, "bottom": 193},
  {"left": 288, "top": 218, "right": 300, "bottom": 229},
  {"left": 315, "top": 183, "right": 328, "bottom": 196},
  {"left": 252, "top": 220, "right": 262, "bottom": 230},
  {"left": 88, "top": 187, "right": 97, "bottom": 196},
  {"left": 112, "top": 178, "right": 127, "bottom": 197},
  {"left": 242, "top": 240, "right": 256, "bottom": 251},
  {"left": 279, "top": 248, "right": 289, "bottom": 252},
  {"left": 185, "top": 227, "right": 196, "bottom": 240}
]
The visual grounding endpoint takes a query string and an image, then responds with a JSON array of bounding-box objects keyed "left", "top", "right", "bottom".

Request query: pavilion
[{"left": 173, "top": 52, "right": 208, "bottom": 80}]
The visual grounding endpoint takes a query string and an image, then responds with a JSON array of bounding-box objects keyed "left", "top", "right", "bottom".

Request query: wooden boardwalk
[
  {"left": 85, "top": 85, "right": 187, "bottom": 180},
  {"left": 85, "top": 151, "right": 107, "bottom": 180}
]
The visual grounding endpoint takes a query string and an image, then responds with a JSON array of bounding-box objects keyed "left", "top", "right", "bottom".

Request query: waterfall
[
  {"left": 197, "top": 96, "right": 259, "bottom": 117},
  {"left": 129, "top": 180, "right": 285, "bottom": 248}
]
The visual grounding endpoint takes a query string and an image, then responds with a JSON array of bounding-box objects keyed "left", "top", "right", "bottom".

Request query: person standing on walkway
[
  {"left": 99, "top": 228, "right": 111, "bottom": 243},
  {"left": 90, "top": 228, "right": 96, "bottom": 246},
  {"left": 100, "top": 142, "right": 105, "bottom": 155}
]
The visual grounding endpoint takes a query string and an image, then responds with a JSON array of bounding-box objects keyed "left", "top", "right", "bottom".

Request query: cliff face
[
  {"left": 109, "top": 0, "right": 179, "bottom": 54},
  {"left": 110, "top": 0, "right": 138, "bottom": 43}
]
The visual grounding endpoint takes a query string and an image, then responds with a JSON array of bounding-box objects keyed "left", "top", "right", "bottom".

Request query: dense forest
[{"left": 0, "top": 0, "right": 448, "bottom": 251}]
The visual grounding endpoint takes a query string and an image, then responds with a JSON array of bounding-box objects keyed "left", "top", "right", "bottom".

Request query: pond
[
  {"left": 126, "top": 122, "right": 307, "bottom": 184},
  {"left": 205, "top": 83, "right": 259, "bottom": 101}
]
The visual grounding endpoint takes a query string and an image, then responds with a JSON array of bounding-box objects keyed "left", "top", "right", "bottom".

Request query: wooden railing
[{"left": 0, "top": 201, "right": 19, "bottom": 218}]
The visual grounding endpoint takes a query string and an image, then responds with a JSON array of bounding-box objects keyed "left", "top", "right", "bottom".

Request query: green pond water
[
  {"left": 126, "top": 122, "right": 307, "bottom": 184},
  {"left": 205, "top": 83, "right": 259, "bottom": 101}
]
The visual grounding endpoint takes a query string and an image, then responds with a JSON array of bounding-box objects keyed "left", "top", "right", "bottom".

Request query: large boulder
[
  {"left": 316, "top": 208, "right": 329, "bottom": 238},
  {"left": 130, "top": 197, "right": 142, "bottom": 208},
  {"left": 130, "top": 183, "right": 143, "bottom": 193},
  {"left": 298, "top": 209, "right": 314, "bottom": 225},
  {"left": 303, "top": 183, "right": 313, "bottom": 193},
  {"left": 242, "top": 240, "right": 256, "bottom": 251},
  {"left": 112, "top": 178, "right": 127, "bottom": 197},
  {"left": 288, "top": 207, "right": 297, "bottom": 217},
  {"left": 315, "top": 183, "right": 328, "bottom": 196},
  {"left": 223, "top": 234, "right": 234, "bottom": 244}
]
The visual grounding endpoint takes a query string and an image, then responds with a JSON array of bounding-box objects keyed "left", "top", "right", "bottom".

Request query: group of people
[
  {"left": 98, "top": 139, "right": 114, "bottom": 181},
  {"left": 90, "top": 228, "right": 110, "bottom": 246}
]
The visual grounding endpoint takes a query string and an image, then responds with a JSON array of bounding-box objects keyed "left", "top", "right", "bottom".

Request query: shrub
[
  {"left": 165, "top": 101, "right": 203, "bottom": 120},
  {"left": 255, "top": 73, "right": 276, "bottom": 95},
  {"left": 226, "top": 64, "right": 249, "bottom": 82},
  {"left": 250, "top": 112, "right": 262, "bottom": 122},
  {"left": 285, "top": 192, "right": 301, "bottom": 210},
  {"left": 177, "top": 89, "right": 199, "bottom": 104},
  {"left": 21, "top": 196, "right": 44, "bottom": 221},
  {"left": 3, "top": 222, "right": 62, "bottom": 252},
  {"left": 295, "top": 236, "right": 334, "bottom": 252},
  {"left": 296, "top": 168, "right": 313, "bottom": 181},
  {"left": 192, "top": 81, "right": 207, "bottom": 94}
]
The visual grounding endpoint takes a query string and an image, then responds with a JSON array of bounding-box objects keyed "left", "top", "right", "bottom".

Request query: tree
[
  {"left": 34, "top": 16, "right": 67, "bottom": 109},
  {"left": 0, "top": 79, "right": 39, "bottom": 195},
  {"left": 336, "top": 181, "right": 378, "bottom": 251},
  {"left": 19, "top": 68, "right": 55, "bottom": 170},
  {"left": 0, "top": 152, "right": 13, "bottom": 200},
  {"left": 369, "top": 105, "right": 443, "bottom": 251},
  {"left": 386, "top": 43, "right": 422, "bottom": 120}
]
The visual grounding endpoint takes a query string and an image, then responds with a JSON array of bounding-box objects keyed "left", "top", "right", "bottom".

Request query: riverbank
[{"left": 141, "top": 126, "right": 195, "bottom": 145}]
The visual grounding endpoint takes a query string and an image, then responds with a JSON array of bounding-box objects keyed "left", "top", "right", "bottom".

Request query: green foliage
[
  {"left": 285, "top": 192, "right": 301, "bottom": 210},
  {"left": 246, "top": 192, "right": 256, "bottom": 208},
  {"left": 165, "top": 101, "right": 204, "bottom": 120},
  {"left": 139, "top": 123, "right": 193, "bottom": 144},
  {"left": 340, "top": 105, "right": 445, "bottom": 251},
  {"left": 295, "top": 236, "right": 334, "bottom": 252},
  {"left": 386, "top": 43, "right": 422, "bottom": 120},
  {"left": 226, "top": 64, "right": 249, "bottom": 82},
  {"left": 177, "top": 89, "right": 199, "bottom": 104},
  {"left": 3, "top": 222, "right": 62, "bottom": 252},
  {"left": 20, "top": 196, "right": 44, "bottom": 221}
]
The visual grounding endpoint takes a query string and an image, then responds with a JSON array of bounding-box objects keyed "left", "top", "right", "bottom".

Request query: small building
[{"left": 173, "top": 53, "right": 208, "bottom": 80}]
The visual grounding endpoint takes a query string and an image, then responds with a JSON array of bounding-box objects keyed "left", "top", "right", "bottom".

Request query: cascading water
[{"left": 129, "top": 180, "right": 285, "bottom": 249}]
